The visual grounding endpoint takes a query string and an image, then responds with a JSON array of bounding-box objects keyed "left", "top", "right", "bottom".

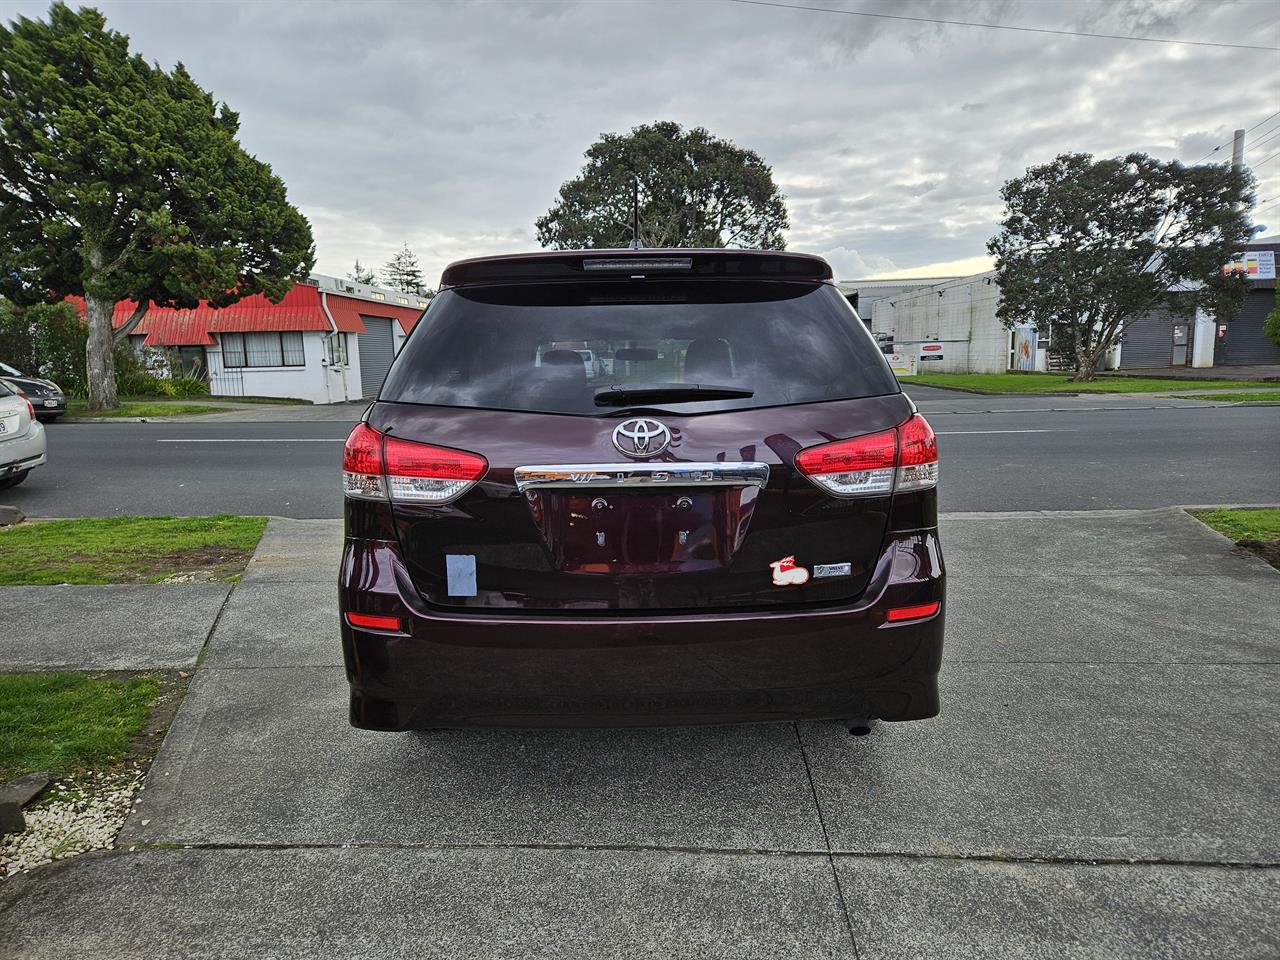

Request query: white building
[
  {"left": 867, "top": 271, "right": 1044, "bottom": 374},
  {"left": 107, "top": 274, "right": 427, "bottom": 403}
]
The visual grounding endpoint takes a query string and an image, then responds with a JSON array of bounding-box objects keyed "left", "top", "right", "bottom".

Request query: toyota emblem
[{"left": 612, "top": 418, "right": 672, "bottom": 458}]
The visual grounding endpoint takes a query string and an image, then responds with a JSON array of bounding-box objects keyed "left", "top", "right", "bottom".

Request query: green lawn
[
  {"left": 0, "top": 673, "right": 158, "bottom": 781},
  {"left": 1175, "top": 391, "right": 1280, "bottom": 403},
  {"left": 1191, "top": 508, "right": 1280, "bottom": 543},
  {"left": 909, "top": 372, "right": 1259, "bottom": 394},
  {"left": 0, "top": 515, "right": 267, "bottom": 585},
  {"left": 68, "top": 400, "right": 224, "bottom": 418}
]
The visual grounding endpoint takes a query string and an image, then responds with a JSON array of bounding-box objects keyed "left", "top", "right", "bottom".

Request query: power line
[
  {"left": 726, "top": 0, "right": 1280, "bottom": 51},
  {"left": 1189, "top": 110, "right": 1280, "bottom": 165},
  {"left": 1250, "top": 126, "right": 1280, "bottom": 153},
  {"left": 1253, "top": 148, "right": 1280, "bottom": 168}
]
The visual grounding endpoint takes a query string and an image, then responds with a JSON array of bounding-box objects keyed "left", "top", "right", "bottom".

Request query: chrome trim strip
[{"left": 514, "top": 461, "right": 770, "bottom": 492}]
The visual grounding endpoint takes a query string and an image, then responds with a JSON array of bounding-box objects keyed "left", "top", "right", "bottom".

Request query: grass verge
[
  {"left": 1174, "top": 391, "right": 1280, "bottom": 403},
  {"left": 68, "top": 400, "right": 224, "bottom": 418},
  {"left": 0, "top": 673, "right": 158, "bottom": 781},
  {"left": 1191, "top": 508, "right": 1280, "bottom": 571},
  {"left": 0, "top": 515, "right": 267, "bottom": 585},
  {"left": 910, "top": 372, "right": 1258, "bottom": 394}
]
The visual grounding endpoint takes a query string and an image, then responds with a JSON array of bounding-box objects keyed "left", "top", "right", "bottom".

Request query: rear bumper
[
  {"left": 1, "top": 422, "right": 47, "bottom": 476},
  {"left": 34, "top": 398, "right": 66, "bottom": 419},
  {"left": 341, "top": 529, "right": 945, "bottom": 730}
]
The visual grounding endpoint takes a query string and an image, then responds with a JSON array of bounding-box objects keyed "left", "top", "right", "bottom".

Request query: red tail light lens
[
  {"left": 19, "top": 395, "right": 35, "bottom": 420},
  {"left": 383, "top": 436, "right": 487, "bottom": 502},
  {"left": 794, "top": 414, "right": 938, "bottom": 497},
  {"left": 345, "top": 611, "right": 402, "bottom": 631},
  {"left": 794, "top": 427, "right": 897, "bottom": 496},
  {"left": 896, "top": 414, "right": 939, "bottom": 492},
  {"left": 885, "top": 601, "right": 941, "bottom": 623},
  {"left": 342, "top": 423, "right": 487, "bottom": 504}
]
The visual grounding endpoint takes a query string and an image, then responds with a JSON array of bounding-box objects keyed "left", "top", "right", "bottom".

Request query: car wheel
[
  {"left": 0, "top": 470, "right": 29, "bottom": 490},
  {"left": 38, "top": 415, "right": 59, "bottom": 423}
]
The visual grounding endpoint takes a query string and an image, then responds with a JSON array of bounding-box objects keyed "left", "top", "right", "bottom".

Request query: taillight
[
  {"left": 794, "top": 414, "right": 938, "bottom": 497},
  {"left": 885, "top": 601, "right": 941, "bottom": 623},
  {"left": 345, "top": 611, "right": 402, "bottom": 631},
  {"left": 895, "top": 414, "right": 939, "bottom": 492},
  {"left": 342, "top": 423, "right": 487, "bottom": 504},
  {"left": 20, "top": 395, "right": 35, "bottom": 420}
]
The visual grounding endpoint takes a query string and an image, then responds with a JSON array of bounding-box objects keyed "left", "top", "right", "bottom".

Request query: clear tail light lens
[
  {"left": 794, "top": 414, "right": 938, "bottom": 497},
  {"left": 343, "top": 423, "right": 487, "bottom": 504}
]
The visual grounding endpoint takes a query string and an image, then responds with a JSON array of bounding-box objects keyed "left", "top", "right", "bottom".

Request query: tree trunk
[
  {"left": 84, "top": 292, "right": 118, "bottom": 410},
  {"left": 1069, "top": 324, "right": 1093, "bottom": 381}
]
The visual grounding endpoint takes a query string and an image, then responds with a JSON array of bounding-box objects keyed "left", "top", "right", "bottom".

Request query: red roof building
[{"left": 72, "top": 276, "right": 429, "bottom": 404}]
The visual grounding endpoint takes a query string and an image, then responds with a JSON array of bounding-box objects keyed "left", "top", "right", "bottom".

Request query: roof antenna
[{"left": 629, "top": 175, "right": 642, "bottom": 249}]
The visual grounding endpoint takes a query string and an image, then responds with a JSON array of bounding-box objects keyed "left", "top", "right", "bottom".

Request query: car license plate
[
  {"left": 0, "top": 417, "right": 12, "bottom": 434},
  {"left": 44, "top": 399, "right": 58, "bottom": 407}
]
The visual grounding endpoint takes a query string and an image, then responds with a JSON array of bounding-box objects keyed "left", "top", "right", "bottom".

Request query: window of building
[
  {"left": 372, "top": 292, "right": 386, "bottom": 301},
  {"left": 221, "top": 332, "right": 306, "bottom": 368},
  {"left": 326, "top": 332, "right": 349, "bottom": 366},
  {"left": 397, "top": 296, "right": 409, "bottom": 305},
  {"left": 416, "top": 300, "right": 428, "bottom": 308}
]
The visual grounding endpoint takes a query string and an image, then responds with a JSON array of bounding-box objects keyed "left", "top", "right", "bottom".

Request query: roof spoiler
[{"left": 439, "top": 249, "right": 833, "bottom": 288}]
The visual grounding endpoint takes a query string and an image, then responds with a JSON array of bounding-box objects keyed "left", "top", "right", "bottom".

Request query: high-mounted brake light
[
  {"left": 343, "top": 423, "right": 487, "bottom": 504},
  {"left": 794, "top": 414, "right": 938, "bottom": 497}
]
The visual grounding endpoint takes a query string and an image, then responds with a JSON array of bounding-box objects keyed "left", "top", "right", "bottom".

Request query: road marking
[
  {"left": 937, "top": 429, "right": 1077, "bottom": 435},
  {"left": 156, "top": 438, "right": 345, "bottom": 443}
]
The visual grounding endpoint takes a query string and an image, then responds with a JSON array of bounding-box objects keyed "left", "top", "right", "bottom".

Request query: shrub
[
  {"left": 1264, "top": 305, "right": 1280, "bottom": 350},
  {"left": 169, "top": 374, "right": 210, "bottom": 397},
  {"left": 0, "top": 299, "right": 87, "bottom": 391}
]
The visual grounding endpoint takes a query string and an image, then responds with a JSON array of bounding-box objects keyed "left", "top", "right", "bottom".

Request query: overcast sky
[{"left": 6, "top": 0, "right": 1279, "bottom": 284}]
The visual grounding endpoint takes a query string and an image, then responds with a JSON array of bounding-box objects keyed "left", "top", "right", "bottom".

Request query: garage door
[
  {"left": 1221, "top": 290, "right": 1280, "bottom": 365},
  {"left": 358, "top": 317, "right": 396, "bottom": 398},
  {"left": 1119, "top": 308, "right": 1192, "bottom": 369}
]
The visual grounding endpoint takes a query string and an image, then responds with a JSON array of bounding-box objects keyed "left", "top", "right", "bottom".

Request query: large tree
[
  {"left": 988, "top": 152, "right": 1253, "bottom": 381},
  {"left": 0, "top": 4, "right": 314, "bottom": 409},
  {"left": 536, "top": 121, "right": 789, "bottom": 250},
  {"left": 380, "top": 243, "right": 424, "bottom": 293}
]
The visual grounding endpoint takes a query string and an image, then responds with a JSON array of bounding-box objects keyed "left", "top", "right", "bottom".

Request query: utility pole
[{"left": 1231, "top": 128, "right": 1245, "bottom": 170}]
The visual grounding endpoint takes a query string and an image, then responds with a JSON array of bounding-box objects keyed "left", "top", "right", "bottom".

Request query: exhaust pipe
[{"left": 844, "top": 717, "right": 878, "bottom": 737}]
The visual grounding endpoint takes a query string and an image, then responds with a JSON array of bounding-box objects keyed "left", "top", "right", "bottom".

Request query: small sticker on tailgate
[{"left": 813, "top": 563, "right": 852, "bottom": 579}]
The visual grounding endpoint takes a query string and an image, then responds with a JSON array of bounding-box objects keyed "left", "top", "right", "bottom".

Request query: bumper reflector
[
  {"left": 345, "top": 612, "right": 402, "bottom": 631},
  {"left": 885, "top": 601, "right": 941, "bottom": 623}
]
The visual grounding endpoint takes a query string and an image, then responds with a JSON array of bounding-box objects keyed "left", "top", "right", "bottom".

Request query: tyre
[
  {"left": 0, "top": 470, "right": 29, "bottom": 490},
  {"left": 38, "top": 415, "right": 60, "bottom": 423}
]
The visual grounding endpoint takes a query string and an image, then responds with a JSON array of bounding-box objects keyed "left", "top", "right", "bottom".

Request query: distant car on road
[
  {"left": 0, "top": 378, "right": 47, "bottom": 489},
  {"left": 0, "top": 360, "right": 67, "bottom": 422},
  {"left": 339, "top": 248, "right": 944, "bottom": 736}
]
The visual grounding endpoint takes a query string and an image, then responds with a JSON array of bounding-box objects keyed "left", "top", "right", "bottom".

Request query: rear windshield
[{"left": 380, "top": 280, "right": 898, "bottom": 415}]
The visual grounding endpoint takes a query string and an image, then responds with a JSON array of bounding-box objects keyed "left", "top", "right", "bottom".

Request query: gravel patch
[{"left": 1, "top": 767, "right": 146, "bottom": 880}]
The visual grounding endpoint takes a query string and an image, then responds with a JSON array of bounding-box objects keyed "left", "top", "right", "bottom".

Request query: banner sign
[
  {"left": 918, "top": 342, "right": 944, "bottom": 363},
  {"left": 1013, "top": 326, "right": 1038, "bottom": 371},
  {"left": 1223, "top": 250, "right": 1276, "bottom": 280},
  {"left": 886, "top": 353, "right": 917, "bottom": 376}
]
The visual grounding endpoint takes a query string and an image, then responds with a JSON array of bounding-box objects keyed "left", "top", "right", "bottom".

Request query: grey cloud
[{"left": 4, "top": 0, "right": 1276, "bottom": 282}]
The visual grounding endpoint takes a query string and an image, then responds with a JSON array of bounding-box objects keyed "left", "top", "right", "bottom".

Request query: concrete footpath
[{"left": 1, "top": 511, "right": 1277, "bottom": 958}]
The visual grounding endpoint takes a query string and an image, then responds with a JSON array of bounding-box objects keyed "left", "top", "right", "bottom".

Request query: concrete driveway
[{"left": 2, "top": 509, "right": 1277, "bottom": 958}]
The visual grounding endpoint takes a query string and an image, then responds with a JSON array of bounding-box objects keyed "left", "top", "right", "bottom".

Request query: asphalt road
[{"left": 5, "top": 391, "right": 1278, "bottom": 517}]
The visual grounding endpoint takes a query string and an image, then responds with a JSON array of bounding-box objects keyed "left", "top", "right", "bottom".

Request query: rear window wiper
[{"left": 593, "top": 383, "right": 754, "bottom": 406}]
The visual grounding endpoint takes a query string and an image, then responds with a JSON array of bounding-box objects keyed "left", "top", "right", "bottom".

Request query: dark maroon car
[{"left": 340, "top": 249, "right": 943, "bottom": 734}]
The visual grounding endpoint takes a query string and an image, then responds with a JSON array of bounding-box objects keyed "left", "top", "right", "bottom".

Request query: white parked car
[{"left": 0, "top": 377, "right": 46, "bottom": 489}]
